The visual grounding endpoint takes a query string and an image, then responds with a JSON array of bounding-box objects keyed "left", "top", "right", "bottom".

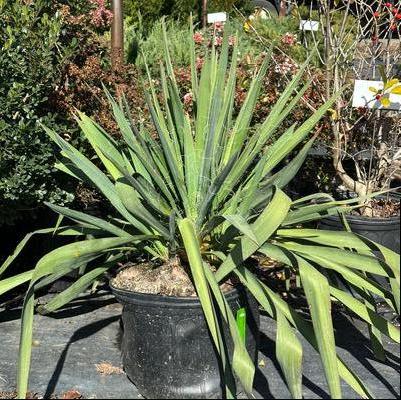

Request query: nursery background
[{"left": 0, "top": 0, "right": 400, "bottom": 399}]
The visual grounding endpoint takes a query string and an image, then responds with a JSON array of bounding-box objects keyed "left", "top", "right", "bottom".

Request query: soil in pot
[
  {"left": 351, "top": 197, "right": 400, "bottom": 218},
  {"left": 112, "top": 259, "right": 234, "bottom": 297},
  {"left": 110, "top": 260, "right": 260, "bottom": 399}
]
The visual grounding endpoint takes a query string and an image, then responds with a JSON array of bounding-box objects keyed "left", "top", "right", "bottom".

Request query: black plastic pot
[
  {"left": 111, "top": 285, "right": 260, "bottom": 399},
  {"left": 319, "top": 213, "right": 400, "bottom": 297},
  {"left": 318, "top": 213, "right": 400, "bottom": 254}
]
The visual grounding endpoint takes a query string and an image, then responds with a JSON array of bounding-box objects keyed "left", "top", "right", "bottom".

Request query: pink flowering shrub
[
  {"left": 274, "top": 57, "right": 298, "bottom": 75},
  {"left": 193, "top": 22, "right": 237, "bottom": 49},
  {"left": 193, "top": 31, "right": 204, "bottom": 44},
  {"left": 89, "top": 0, "right": 113, "bottom": 28},
  {"left": 172, "top": 26, "right": 325, "bottom": 130}
]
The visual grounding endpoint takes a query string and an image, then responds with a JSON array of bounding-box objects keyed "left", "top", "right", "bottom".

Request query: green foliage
[
  {"left": 1, "top": 22, "right": 399, "bottom": 400},
  {"left": 244, "top": 16, "right": 309, "bottom": 63},
  {"left": 126, "top": 18, "right": 193, "bottom": 69},
  {"left": 124, "top": 0, "right": 170, "bottom": 30},
  {"left": 0, "top": 0, "right": 78, "bottom": 224},
  {"left": 0, "top": 0, "right": 120, "bottom": 225},
  {"left": 124, "top": 0, "right": 252, "bottom": 30},
  {"left": 128, "top": 13, "right": 314, "bottom": 74}
]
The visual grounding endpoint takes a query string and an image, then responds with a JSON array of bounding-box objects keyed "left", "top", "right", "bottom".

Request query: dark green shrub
[
  {"left": 0, "top": 0, "right": 78, "bottom": 224},
  {"left": 0, "top": 0, "right": 149, "bottom": 225}
]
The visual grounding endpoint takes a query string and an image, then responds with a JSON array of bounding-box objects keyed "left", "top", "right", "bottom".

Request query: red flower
[
  {"left": 385, "top": 2, "right": 392, "bottom": 7},
  {"left": 376, "top": 94, "right": 382, "bottom": 100},
  {"left": 396, "top": 13, "right": 401, "bottom": 19},
  {"left": 373, "top": 11, "right": 380, "bottom": 18},
  {"left": 390, "top": 23, "right": 397, "bottom": 31}
]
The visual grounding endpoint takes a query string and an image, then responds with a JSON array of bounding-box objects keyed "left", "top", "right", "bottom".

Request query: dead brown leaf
[
  {"left": 60, "top": 390, "right": 82, "bottom": 399},
  {"left": 0, "top": 392, "right": 40, "bottom": 399},
  {"left": 95, "top": 362, "right": 124, "bottom": 375}
]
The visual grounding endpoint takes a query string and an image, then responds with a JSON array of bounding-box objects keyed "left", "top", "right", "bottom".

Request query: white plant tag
[
  {"left": 299, "top": 20, "right": 319, "bottom": 31},
  {"left": 352, "top": 80, "right": 401, "bottom": 111},
  {"left": 207, "top": 12, "right": 227, "bottom": 23}
]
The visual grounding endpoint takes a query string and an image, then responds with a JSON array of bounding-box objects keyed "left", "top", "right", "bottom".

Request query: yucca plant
[{"left": 0, "top": 23, "right": 399, "bottom": 399}]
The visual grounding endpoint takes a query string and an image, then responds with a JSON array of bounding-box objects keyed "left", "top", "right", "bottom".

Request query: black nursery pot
[
  {"left": 110, "top": 284, "right": 260, "bottom": 399},
  {"left": 318, "top": 213, "right": 400, "bottom": 254}
]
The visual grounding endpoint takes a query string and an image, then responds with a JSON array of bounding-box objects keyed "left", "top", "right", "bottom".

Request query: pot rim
[
  {"left": 110, "top": 281, "right": 241, "bottom": 308},
  {"left": 322, "top": 213, "right": 400, "bottom": 225}
]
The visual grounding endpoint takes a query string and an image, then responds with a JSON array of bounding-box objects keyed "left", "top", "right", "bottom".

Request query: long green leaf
[
  {"left": 0, "top": 226, "right": 91, "bottom": 278},
  {"left": 233, "top": 266, "right": 372, "bottom": 398},
  {"left": 222, "top": 53, "right": 271, "bottom": 163},
  {"left": 299, "top": 261, "right": 342, "bottom": 398},
  {"left": 215, "top": 188, "right": 291, "bottom": 282},
  {"left": 38, "top": 266, "right": 108, "bottom": 314},
  {"left": 45, "top": 203, "right": 131, "bottom": 237},
  {"left": 42, "top": 124, "right": 151, "bottom": 234},
  {"left": 0, "top": 270, "right": 33, "bottom": 297},
  {"left": 260, "top": 243, "right": 397, "bottom": 310},
  {"left": 276, "top": 311, "right": 303, "bottom": 399},
  {"left": 330, "top": 287, "right": 400, "bottom": 343},
  {"left": 204, "top": 266, "right": 254, "bottom": 396},
  {"left": 279, "top": 242, "right": 395, "bottom": 278},
  {"left": 178, "top": 218, "right": 235, "bottom": 397}
]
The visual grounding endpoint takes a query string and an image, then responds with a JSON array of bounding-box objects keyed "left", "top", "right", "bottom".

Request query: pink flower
[
  {"left": 214, "top": 36, "right": 223, "bottom": 47},
  {"left": 183, "top": 92, "right": 193, "bottom": 105},
  {"left": 214, "top": 22, "right": 224, "bottom": 32},
  {"left": 274, "top": 57, "right": 298, "bottom": 75},
  {"left": 196, "top": 57, "right": 204, "bottom": 70},
  {"left": 281, "top": 32, "right": 297, "bottom": 46},
  {"left": 193, "top": 31, "right": 204, "bottom": 44}
]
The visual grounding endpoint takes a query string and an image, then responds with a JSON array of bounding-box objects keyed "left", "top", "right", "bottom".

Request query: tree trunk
[
  {"left": 111, "top": 0, "right": 124, "bottom": 70},
  {"left": 202, "top": 0, "right": 208, "bottom": 27}
]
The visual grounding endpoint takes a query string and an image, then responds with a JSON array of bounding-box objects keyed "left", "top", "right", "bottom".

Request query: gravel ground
[{"left": 0, "top": 292, "right": 399, "bottom": 399}]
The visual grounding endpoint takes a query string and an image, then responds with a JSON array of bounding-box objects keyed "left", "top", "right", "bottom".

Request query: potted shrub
[
  {"left": 0, "top": 26, "right": 399, "bottom": 399},
  {"left": 295, "top": 0, "right": 401, "bottom": 252}
]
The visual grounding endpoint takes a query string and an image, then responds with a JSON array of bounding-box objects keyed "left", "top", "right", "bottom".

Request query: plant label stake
[
  {"left": 207, "top": 12, "right": 227, "bottom": 24},
  {"left": 352, "top": 80, "right": 401, "bottom": 111},
  {"left": 299, "top": 20, "right": 319, "bottom": 31},
  {"left": 236, "top": 308, "right": 247, "bottom": 344}
]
